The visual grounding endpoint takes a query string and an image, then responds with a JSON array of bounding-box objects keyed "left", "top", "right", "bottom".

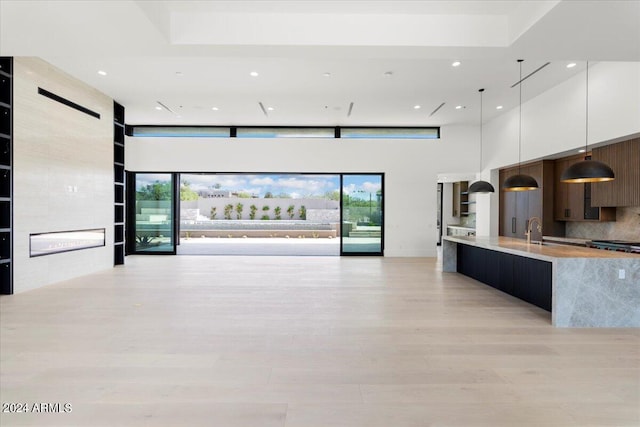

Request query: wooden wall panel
[{"left": 592, "top": 137, "right": 640, "bottom": 207}]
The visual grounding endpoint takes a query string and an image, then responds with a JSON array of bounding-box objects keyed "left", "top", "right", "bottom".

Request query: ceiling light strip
[
  {"left": 156, "top": 101, "right": 176, "bottom": 114},
  {"left": 510, "top": 62, "right": 551, "bottom": 88},
  {"left": 258, "top": 101, "right": 269, "bottom": 117},
  {"left": 429, "top": 102, "right": 446, "bottom": 117}
]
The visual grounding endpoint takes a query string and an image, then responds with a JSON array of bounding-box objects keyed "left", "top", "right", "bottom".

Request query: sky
[{"left": 137, "top": 173, "right": 382, "bottom": 199}]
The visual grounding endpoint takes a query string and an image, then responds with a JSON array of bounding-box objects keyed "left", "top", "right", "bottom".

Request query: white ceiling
[{"left": 1, "top": 0, "right": 638, "bottom": 127}]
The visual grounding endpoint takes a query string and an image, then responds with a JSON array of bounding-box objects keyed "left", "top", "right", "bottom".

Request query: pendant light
[
  {"left": 503, "top": 59, "right": 539, "bottom": 192},
  {"left": 469, "top": 88, "right": 495, "bottom": 194},
  {"left": 560, "top": 62, "right": 615, "bottom": 183}
]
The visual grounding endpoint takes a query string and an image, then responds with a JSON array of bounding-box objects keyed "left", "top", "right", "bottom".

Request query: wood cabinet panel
[
  {"left": 555, "top": 155, "right": 584, "bottom": 220},
  {"left": 499, "top": 160, "right": 561, "bottom": 240},
  {"left": 592, "top": 137, "right": 640, "bottom": 207},
  {"left": 553, "top": 154, "right": 616, "bottom": 221}
]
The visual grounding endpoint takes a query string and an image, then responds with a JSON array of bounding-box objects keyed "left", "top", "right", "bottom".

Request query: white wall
[
  {"left": 13, "top": 57, "right": 113, "bottom": 293},
  {"left": 126, "top": 125, "right": 479, "bottom": 257},
  {"left": 476, "top": 62, "right": 640, "bottom": 236}
]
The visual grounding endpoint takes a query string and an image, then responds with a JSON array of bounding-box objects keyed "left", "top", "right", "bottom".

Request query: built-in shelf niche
[
  {"left": 114, "top": 101, "right": 125, "bottom": 265},
  {"left": 0, "top": 201, "right": 9, "bottom": 229},
  {"left": 1, "top": 138, "right": 10, "bottom": 165},
  {"left": 0, "top": 105, "right": 10, "bottom": 137},
  {"left": 0, "top": 56, "right": 12, "bottom": 294}
]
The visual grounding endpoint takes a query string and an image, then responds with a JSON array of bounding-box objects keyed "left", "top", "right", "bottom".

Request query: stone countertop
[
  {"left": 442, "top": 235, "right": 640, "bottom": 327},
  {"left": 446, "top": 225, "right": 476, "bottom": 231},
  {"left": 443, "top": 235, "right": 639, "bottom": 262},
  {"left": 542, "top": 235, "right": 590, "bottom": 246}
]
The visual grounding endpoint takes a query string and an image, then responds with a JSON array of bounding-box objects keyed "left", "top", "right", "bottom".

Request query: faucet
[{"left": 525, "top": 217, "right": 543, "bottom": 244}]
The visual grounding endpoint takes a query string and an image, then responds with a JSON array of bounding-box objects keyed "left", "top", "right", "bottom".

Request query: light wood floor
[{"left": 1, "top": 255, "right": 638, "bottom": 426}]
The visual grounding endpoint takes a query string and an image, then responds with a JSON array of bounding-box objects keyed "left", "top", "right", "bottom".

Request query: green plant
[
  {"left": 298, "top": 205, "right": 306, "bottom": 220},
  {"left": 180, "top": 179, "right": 199, "bottom": 201},
  {"left": 287, "top": 204, "right": 295, "bottom": 219},
  {"left": 136, "top": 181, "right": 171, "bottom": 201},
  {"left": 135, "top": 235, "right": 155, "bottom": 247},
  {"left": 224, "top": 204, "right": 234, "bottom": 220},
  {"left": 210, "top": 207, "right": 217, "bottom": 220},
  {"left": 249, "top": 204, "right": 257, "bottom": 220},
  {"left": 274, "top": 206, "right": 282, "bottom": 220},
  {"left": 262, "top": 205, "right": 270, "bottom": 211},
  {"left": 260, "top": 214, "right": 270, "bottom": 220},
  {"left": 235, "top": 203, "right": 244, "bottom": 219}
]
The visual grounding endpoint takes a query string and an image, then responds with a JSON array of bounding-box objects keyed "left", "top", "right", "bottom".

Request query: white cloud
[
  {"left": 277, "top": 177, "right": 335, "bottom": 194},
  {"left": 342, "top": 183, "right": 357, "bottom": 194},
  {"left": 250, "top": 177, "right": 275, "bottom": 186},
  {"left": 362, "top": 181, "right": 382, "bottom": 193}
]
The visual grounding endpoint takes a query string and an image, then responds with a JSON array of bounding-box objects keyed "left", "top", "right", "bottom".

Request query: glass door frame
[
  {"left": 126, "top": 171, "right": 179, "bottom": 255},
  {"left": 126, "top": 171, "right": 385, "bottom": 257},
  {"left": 340, "top": 173, "right": 385, "bottom": 256}
]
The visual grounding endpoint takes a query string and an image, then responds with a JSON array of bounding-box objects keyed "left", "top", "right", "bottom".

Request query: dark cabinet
[
  {"left": 499, "top": 161, "right": 559, "bottom": 240},
  {"left": 457, "top": 243, "right": 552, "bottom": 312},
  {"left": 500, "top": 164, "right": 540, "bottom": 239},
  {"left": 554, "top": 154, "right": 615, "bottom": 221}
]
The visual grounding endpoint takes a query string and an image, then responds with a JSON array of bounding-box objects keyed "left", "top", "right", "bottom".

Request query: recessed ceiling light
[
  {"left": 496, "top": 105, "right": 503, "bottom": 110},
  {"left": 413, "top": 105, "right": 421, "bottom": 110},
  {"left": 267, "top": 107, "right": 274, "bottom": 111},
  {"left": 155, "top": 106, "right": 162, "bottom": 110},
  {"left": 578, "top": 148, "right": 586, "bottom": 153},
  {"left": 97, "top": 70, "right": 107, "bottom": 76},
  {"left": 452, "top": 61, "right": 461, "bottom": 67},
  {"left": 322, "top": 72, "right": 331, "bottom": 77},
  {"left": 250, "top": 71, "right": 259, "bottom": 77},
  {"left": 455, "top": 105, "right": 463, "bottom": 110},
  {"left": 566, "top": 63, "right": 577, "bottom": 68},
  {"left": 211, "top": 107, "right": 219, "bottom": 111}
]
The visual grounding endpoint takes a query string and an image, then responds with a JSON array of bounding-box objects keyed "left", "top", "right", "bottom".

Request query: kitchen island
[{"left": 443, "top": 236, "right": 640, "bottom": 327}]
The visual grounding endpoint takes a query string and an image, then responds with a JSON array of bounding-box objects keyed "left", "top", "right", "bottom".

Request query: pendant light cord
[
  {"left": 518, "top": 60, "right": 523, "bottom": 174},
  {"left": 479, "top": 88, "right": 484, "bottom": 171},
  {"left": 585, "top": 61, "right": 589, "bottom": 156}
]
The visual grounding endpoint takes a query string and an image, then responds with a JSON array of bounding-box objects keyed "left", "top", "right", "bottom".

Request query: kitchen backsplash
[
  {"left": 460, "top": 213, "right": 476, "bottom": 228},
  {"left": 566, "top": 206, "right": 640, "bottom": 241}
]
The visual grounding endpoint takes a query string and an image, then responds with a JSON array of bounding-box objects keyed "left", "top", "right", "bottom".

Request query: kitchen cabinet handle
[
  {"left": 565, "top": 208, "right": 570, "bottom": 218},
  {"left": 512, "top": 217, "right": 516, "bottom": 234}
]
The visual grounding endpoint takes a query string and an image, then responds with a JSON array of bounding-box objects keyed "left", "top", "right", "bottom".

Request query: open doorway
[
  {"left": 127, "top": 172, "right": 385, "bottom": 256},
  {"left": 177, "top": 173, "right": 341, "bottom": 256}
]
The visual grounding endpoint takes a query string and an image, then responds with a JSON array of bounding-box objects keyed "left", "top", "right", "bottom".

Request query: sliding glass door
[
  {"left": 125, "top": 172, "right": 384, "bottom": 256},
  {"left": 341, "top": 174, "right": 384, "bottom": 255},
  {"left": 128, "top": 173, "right": 177, "bottom": 254}
]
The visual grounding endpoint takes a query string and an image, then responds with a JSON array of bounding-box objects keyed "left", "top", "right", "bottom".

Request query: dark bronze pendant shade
[
  {"left": 468, "top": 180, "right": 495, "bottom": 193},
  {"left": 469, "top": 88, "right": 495, "bottom": 194},
  {"left": 503, "top": 60, "right": 538, "bottom": 192},
  {"left": 561, "top": 62, "right": 615, "bottom": 184},
  {"left": 503, "top": 173, "right": 539, "bottom": 191},
  {"left": 560, "top": 159, "right": 614, "bottom": 183}
]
